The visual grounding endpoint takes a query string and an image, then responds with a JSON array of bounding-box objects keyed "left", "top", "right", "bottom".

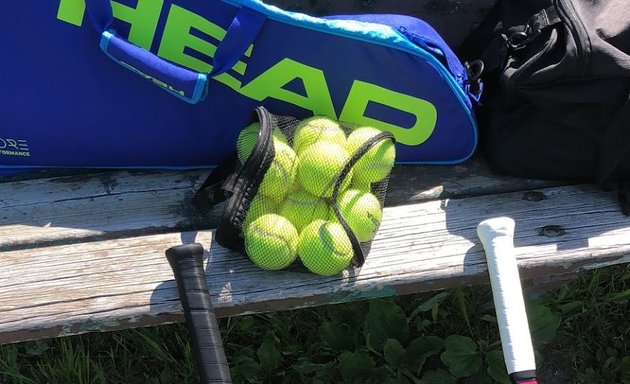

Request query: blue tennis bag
[{"left": 1, "top": 0, "right": 481, "bottom": 171}]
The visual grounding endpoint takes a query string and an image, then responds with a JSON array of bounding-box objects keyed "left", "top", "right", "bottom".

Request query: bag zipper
[{"left": 397, "top": 26, "right": 466, "bottom": 89}]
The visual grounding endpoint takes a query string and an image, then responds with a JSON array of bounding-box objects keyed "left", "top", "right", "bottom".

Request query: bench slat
[
  {"left": 0, "top": 161, "right": 560, "bottom": 251},
  {"left": 1, "top": 184, "right": 628, "bottom": 344},
  {"left": 0, "top": 171, "right": 211, "bottom": 250}
]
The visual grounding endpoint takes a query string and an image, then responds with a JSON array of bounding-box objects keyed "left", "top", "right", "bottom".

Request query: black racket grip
[{"left": 166, "top": 244, "right": 232, "bottom": 384}]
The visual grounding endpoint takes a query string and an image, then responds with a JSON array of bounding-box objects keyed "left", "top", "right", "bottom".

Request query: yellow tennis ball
[
  {"left": 345, "top": 127, "right": 395, "bottom": 185},
  {"left": 258, "top": 140, "right": 297, "bottom": 203},
  {"left": 279, "top": 190, "right": 330, "bottom": 233},
  {"left": 244, "top": 214, "right": 298, "bottom": 270},
  {"left": 297, "top": 220, "right": 354, "bottom": 276},
  {"left": 350, "top": 179, "right": 373, "bottom": 192},
  {"left": 297, "top": 141, "right": 353, "bottom": 198},
  {"left": 242, "top": 194, "right": 278, "bottom": 232},
  {"left": 236, "top": 122, "right": 288, "bottom": 164},
  {"left": 292, "top": 116, "right": 346, "bottom": 155},
  {"left": 336, "top": 189, "right": 382, "bottom": 243}
]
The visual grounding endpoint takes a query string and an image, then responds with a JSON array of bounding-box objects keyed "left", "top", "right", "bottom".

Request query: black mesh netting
[{"left": 204, "top": 106, "right": 395, "bottom": 276}]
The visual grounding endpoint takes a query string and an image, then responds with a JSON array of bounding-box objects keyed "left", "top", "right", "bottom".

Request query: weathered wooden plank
[
  {"left": 1, "top": 184, "right": 628, "bottom": 344},
  {"left": 387, "top": 157, "right": 565, "bottom": 202},
  {"left": 0, "top": 171, "right": 214, "bottom": 251},
  {"left": 0, "top": 159, "right": 560, "bottom": 251}
]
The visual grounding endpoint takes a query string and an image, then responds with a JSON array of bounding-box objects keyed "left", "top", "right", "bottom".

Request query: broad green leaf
[
  {"left": 415, "top": 318, "right": 432, "bottom": 333},
  {"left": 232, "top": 356, "right": 261, "bottom": 382},
  {"left": 583, "top": 367, "right": 598, "bottom": 382},
  {"left": 620, "top": 356, "right": 630, "bottom": 384},
  {"left": 313, "top": 363, "right": 336, "bottom": 384},
  {"left": 370, "top": 366, "right": 399, "bottom": 384},
  {"left": 411, "top": 292, "right": 450, "bottom": 317},
  {"left": 465, "top": 370, "right": 495, "bottom": 384},
  {"left": 292, "top": 359, "right": 325, "bottom": 374},
  {"left": 384, "top": 338, "right": 406, "bottom": 368},
  {"left": 320, "top": 321, "right": 355, "bottom": 351},
  {"left": 327, "top": 301, "right": 368, "bottom": 328},
  {"left": 477, "top": 339, "right": 490, "bottom": 355},
  {"left": 24, "top": 340, "right": 50, "bottom": 357},
  {"left": 364, "top": 300, "right": 409, "bottom": 350},
  {"left": 404, "top": 336, "right": 444, "bottom": 373},
  {"left": 603, "top": 356, "right": 617, "bottom": 371},
  {"left": 256, "top": 332, "right": 282, "bottom": 371},
  {"left": 238, "top": 316, "right": 255, "bottom": 331},
  {"left": 292, "top": 360, "right": 336, "bottom": 384},
  {"left": 159, "top": 368, "right": 173, "bottom": 384},
  {"left": 486, "top": 349, "right": 510, "bottom": 384},
  {"left": 557, "top": 301, "right": 583, "bottom": 315},
  {"left": 419, "top": 369, "right": 457, "bottom": 384},
  {"left": 440, "top": 335, "right": 482, "bottom": 378},
  {"left": 338, "top": 351, "right": 376, "bottom": 383},
  {"left": 431, "top": 304, "right": 439, "bottom": 322},
  {"left": 340, "top": 357, "right": 396, "bottom": 384},
  {"left": 527, "top": 302, "right": 561, "bottom": 346},
  {"left": 237, "top": 346, "right": 257, "bottom": 359}
]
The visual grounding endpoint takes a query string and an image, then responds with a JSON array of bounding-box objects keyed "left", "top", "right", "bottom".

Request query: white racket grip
[{"left": 477, "top": 217, "right": 536, "bottom": 377}]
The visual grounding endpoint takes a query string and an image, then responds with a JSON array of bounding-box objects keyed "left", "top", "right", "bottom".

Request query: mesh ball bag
[{"left": 193, "top": 106, "right": 396, "bottom": 276}]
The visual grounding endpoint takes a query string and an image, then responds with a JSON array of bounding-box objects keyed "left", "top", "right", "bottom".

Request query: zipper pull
[{"left": 506, "top": 5, "right": 561, "bottom": 51}]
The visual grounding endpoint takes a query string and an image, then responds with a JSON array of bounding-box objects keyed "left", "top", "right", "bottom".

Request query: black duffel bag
[{"left": 461, "top": 0, "right": 630, "bottom": 213}]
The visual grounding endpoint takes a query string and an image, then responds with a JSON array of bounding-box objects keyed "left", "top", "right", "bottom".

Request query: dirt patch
[{"left": 538, "top": 334, "right": 574, "bottom": 383}]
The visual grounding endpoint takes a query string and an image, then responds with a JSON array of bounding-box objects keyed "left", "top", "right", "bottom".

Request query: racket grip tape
[
  {"left": 166, "top": 243, "right": 232, "bottom": 384},
  {"left": 477, "top": 217, "right": 537, "bottom": 384}
]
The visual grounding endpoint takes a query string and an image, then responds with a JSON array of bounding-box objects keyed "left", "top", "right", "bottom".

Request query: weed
[{"left": 0, "top": 265, "right": 628, "bottom": 383}]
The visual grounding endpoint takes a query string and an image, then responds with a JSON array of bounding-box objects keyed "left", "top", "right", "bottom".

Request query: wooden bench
[
  {"left": 2, "top": 156, "right": 629, "bottom": 344},
  {"left": 2, "top": 0, "right": 629, "bottom": 346}
]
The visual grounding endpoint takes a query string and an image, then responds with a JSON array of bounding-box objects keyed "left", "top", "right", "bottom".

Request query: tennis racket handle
[
  {"left": 477, "top": 218, "right": 537, "bottom": 383},
  {"left": 166, "top": 244, "right": 232, "bottom": 384}
]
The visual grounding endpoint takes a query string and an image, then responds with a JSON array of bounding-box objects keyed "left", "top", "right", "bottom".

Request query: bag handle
[{"left": 85, "top": 0, "right": 266, "bottom": 104}]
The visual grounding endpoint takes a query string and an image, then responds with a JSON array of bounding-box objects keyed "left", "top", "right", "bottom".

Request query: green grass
[{"left": 1, "top": 264, "right": 628, "bottom": 384}]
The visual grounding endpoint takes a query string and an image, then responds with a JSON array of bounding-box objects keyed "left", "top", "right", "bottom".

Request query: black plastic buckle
[
  {"left": 191, "top": 152, "right": 240, "bottom": 211},
  {"left": 506, "top": 6, "right": 558, "bottom": 51},
  {"left": 506, "top": 31, "right": 533, "bottom": 51},
  {"left": 464, "top": 59, "right": 484, "bottom": 94},
  {"left": 192, "top": 179, "right": 230, "bottom": 211}
]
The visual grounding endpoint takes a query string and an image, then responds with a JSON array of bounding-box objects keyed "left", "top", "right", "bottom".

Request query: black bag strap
[
  {"left": 467, "top": 4, "right": 562, "bottom": 74},
  {"left": 597, "top": 92, "right": 630, "bottom": 215},
  {"left": 524, "top": 6, "right": 562, "bottom": 36},
  {"left": 192, "top": 107, "right": 275, "bottom": 212},
  {"left": 191, "top": 152, "right": 240, "bottom": 211}
]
